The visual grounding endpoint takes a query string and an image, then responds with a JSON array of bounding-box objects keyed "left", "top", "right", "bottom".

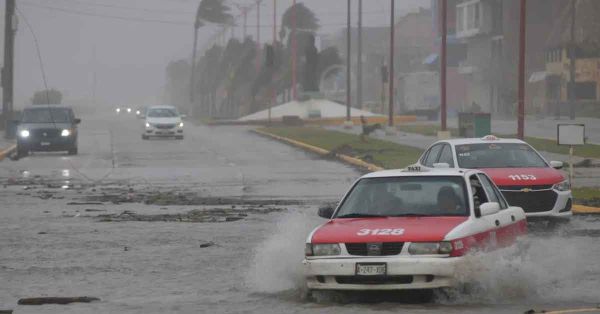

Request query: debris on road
[
  {"left": 17, "top": 296, "right": 100, "bottom": 305},
  {"left": 199, "top": 241, "right": 216, "bottom": 248},
  {"left": 95, "top": 207, "right": 284, "bottom": 223}
]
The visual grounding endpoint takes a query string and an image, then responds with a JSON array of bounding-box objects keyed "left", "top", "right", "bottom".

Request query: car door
[
  {"left": 469, "top": 174, "right": 504, "bottom": 251},
  {"left": 477, "top": 173, "right": 524, "bottom": 247}
]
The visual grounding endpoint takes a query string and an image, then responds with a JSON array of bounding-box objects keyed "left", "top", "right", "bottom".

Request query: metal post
[
  {"left": 357, "top": 0, "right": 363, "bottom": 110},
  {"left": 569, "top": 0, "right": 577, "bottom": 120},
  {"left": 346, "top": 0, "right": 352, "bottom": 121},
  {"left": 256, "top": 0, "right": 261, "bottom": 73},
  {"left": 388, "top": 0, "right": 395, "bottom": 127},
  {"left": 440, "top": 0, "right": 447, "bottom": 131},
  {"left": 517, "top": 0, "right": 526, "bottom": 140},
  {"left": 190, "top": 26, "right": 198, "bottom": 104},
  {"left": 291, "top": 0, "right": 298, "bottom": 100},
  {"left": 2, "top": 0, "right": 16, "bottom": 130}
]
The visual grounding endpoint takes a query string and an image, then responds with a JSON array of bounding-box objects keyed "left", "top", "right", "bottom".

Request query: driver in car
[{"left": 437, "top": 186, "right": 463, "bottom": 215}]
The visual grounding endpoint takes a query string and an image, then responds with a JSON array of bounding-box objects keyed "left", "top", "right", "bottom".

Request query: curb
[
  {"left": 251, "top": 129, "right": 384, "bottom": 173},
  {"left": 0, "top": 144, "right": 16, "bottom": 161},
  {"left": 573, "top": 204, "right": 600, "bottom": 215}
]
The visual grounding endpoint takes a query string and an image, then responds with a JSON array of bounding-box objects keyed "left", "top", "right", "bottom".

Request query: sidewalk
[{"left": 327, "top": 125, "right": 600, "bottom": 188}]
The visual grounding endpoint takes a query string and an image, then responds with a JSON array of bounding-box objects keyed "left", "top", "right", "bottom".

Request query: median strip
[{"left": 253, "top": 127, "right": 600, "bottom": 215}]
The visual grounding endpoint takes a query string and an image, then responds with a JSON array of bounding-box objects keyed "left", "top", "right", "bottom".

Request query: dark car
[{"left": 16, "top": 105, "right": 81, "bottom": 157}]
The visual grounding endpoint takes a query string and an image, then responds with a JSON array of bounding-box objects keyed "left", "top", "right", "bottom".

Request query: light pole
[
  {"left": 346, "top": 0, "right": 351, "bottom": 122},
  {"left": 388, "top": 0, "right": 395, "bottom": 127},
  {"left": 357, "top": 0, "right": 363, "bottom": 110},
  {"left": 291, "top": 0, "right": 298, "bottom": 100},
  {"left": 517, "top": 0, "right": 526, "bottom": 139},
  {"left": 440, "top": 0, "right": 447, "bottom": 132},
  {"left": 569, "top": 0, "right": 577, "bottom": 120}
]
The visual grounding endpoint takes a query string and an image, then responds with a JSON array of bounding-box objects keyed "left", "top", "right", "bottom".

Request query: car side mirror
[
  {"left": 550, "top": 161, "right": 563, "bottom": 170},
  {"left": 318, "top": 206, "right": 334, "bottom": 219},
  {"left": 479, "top": 202, "right": 500, "bottom": 217},
  {"left": 74, "top": 118, "right": 81, "bottom": 124}
]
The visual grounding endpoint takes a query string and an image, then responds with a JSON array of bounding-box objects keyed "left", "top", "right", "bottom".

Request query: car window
[
  {"left": 147, "top": 108, "right": 178, "bottom": 118},
  {"left": 456, "top": 143, "right": 547, "bottom": 168},
  {"left": 21, "top": 107, "right": 72, "bottom": 123},
  {"left": 335, "top": 176, "right": 469, "bottom": 217},
  {"left": 424, "top": 144, "right": 443, "bottom": 167},
  {"left": 478, "top": 174, "right": 508, "bottom": 209},
  {"left": 469, "top": 174, "right": 489, "bottom": 210},
  {"left": 438, "top": 144, "right": 455, "bottom": 167}
]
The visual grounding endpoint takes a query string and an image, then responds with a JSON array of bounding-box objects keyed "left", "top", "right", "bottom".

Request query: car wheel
[
  {"left": 16, "top": 146, "right": 28, "bottom": 158},
  {"left": 142, "top": 134, "right": 149, "bottom": 140},
  {"left": 68, "top": 146, "right": 78, "bottom": 155}
]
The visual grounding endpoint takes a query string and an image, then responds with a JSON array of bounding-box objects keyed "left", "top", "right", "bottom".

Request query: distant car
[
  {"left": 304, "top": 167, "right": 527, "bottom": 291},
  {"left": 135, "top": 106, "right": 147, "bottom": 118},
  {"left": 414, "top": 135, "right": 572, "bottom": 223},
  {"left": 142, "top": 105, "right": 184, "bottom": 140},
  {"left": 16, "top": 105, "right": 81, "bottom": 157}
]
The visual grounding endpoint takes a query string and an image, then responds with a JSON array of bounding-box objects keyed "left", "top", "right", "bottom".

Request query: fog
[{"left": 9, "top": 0, "right": 427, "bottom": 108}]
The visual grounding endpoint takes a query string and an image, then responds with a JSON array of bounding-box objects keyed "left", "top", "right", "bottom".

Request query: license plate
[
  {"left": 40, "top": 142, "right": 50, "bottom": 146},
  {"left": 356, "top": 263, "right": 386, "bottom": 276}
]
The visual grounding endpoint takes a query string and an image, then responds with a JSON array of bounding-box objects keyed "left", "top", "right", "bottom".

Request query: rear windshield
[
  {"left": 456, "top": 143, "right": 547, "bottom": 168},
  {"left": 147, "top": 108, "right": 177, "bottom": 118},
  {"left": 21, "top": 107, "right": 72, "bottom": 123}
]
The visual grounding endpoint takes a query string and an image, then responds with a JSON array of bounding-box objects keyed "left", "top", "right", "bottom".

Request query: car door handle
[{"left": 495, "top": 220, "right": 500, "bottom": 227}]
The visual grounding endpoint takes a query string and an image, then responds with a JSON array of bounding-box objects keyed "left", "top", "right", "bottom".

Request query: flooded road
[{"left": 1, "top": 113, "right": 600, "bottom": 313}]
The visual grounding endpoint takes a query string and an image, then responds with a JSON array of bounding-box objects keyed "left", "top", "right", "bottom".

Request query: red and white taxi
[
  {"left": 304, "top": 167, "right": 527, "bottom": 291},
  {"left": 415, "top": 136, "right": 572, "bottom": 222}
]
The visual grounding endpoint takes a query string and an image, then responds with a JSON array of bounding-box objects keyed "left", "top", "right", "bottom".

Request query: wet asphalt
[{"left": 0, "top": 113, "right": 599, "bottom": 314}]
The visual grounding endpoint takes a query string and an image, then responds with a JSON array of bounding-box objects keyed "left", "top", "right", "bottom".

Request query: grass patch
[
  {"left": 260, "top": 127, "right": 423, "bottom": 169},
  {"left": 573, "top": 187, "right": 600, "bottom": 207}
]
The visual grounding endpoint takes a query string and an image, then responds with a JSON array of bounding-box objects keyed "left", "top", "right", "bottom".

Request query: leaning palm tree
[{"left": 191, "top": 0, "right": 234, "bottom": 104}]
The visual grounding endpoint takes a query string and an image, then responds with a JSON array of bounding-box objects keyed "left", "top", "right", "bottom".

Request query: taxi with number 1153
[{"left": 303, "top": 166, "right": 527, "bottom": 291}]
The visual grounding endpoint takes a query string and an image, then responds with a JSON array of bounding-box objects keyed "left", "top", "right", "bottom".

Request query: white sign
[{"left": 557, "top": 124, "right": 585, "bottom": 146}]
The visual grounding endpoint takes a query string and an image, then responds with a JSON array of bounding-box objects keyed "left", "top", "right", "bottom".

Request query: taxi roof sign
[{"left": 481, "top": 135, "right": 499, "bottom": 141}]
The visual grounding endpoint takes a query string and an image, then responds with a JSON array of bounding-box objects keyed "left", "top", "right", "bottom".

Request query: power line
[
  {"left": 20, "top": 2, "right": 192, "bottom": 26},
  {"left": 27, "top": 0, "right": 192, "bottom": 15}
]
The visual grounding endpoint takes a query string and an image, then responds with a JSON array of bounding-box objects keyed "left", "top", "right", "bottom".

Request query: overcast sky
[{"left": 9, "top": 0, "right": 429, "bottom": 108}]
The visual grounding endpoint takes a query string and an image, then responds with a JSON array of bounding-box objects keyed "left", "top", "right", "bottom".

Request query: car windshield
[
  {"left": 21, "top": 107, "right": 72, "bottom": 123},
  {"left": 335, "top": 176, "right": 469, "bottom": 218},
  {"left": 147, "top": 108, "right": 177, "bottom": 118},
  {"left": 456, "top": 143, "right": 548, "bottom": 168}
]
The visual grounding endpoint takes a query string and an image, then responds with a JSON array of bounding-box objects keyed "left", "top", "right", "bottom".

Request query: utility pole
[
  {"left": 270, "top": 0, "right": 277, "bottom": 124},
  {"left": 440, "top": 0, "right": 447, "bottom": 131},
  {"left": 517, "top": 0, "right": 527, "bottom": 140},
  {"left": 388, "top": 0, "right": 395, "bottom": 127},
  {"left": 291, "top": 0, "right": 298, "bottom": 100},
  {"left": 357, "top": 0, "right": 363, "bottom": 110},
  {"left": 346, "top": 0, "right": 352, "bottom": 122},
  {"left": 569, "top": 0, "right": 577, "bottom": 120},
  {"left": 2, "top": 0, "right": 16, "bottom": 130},
  {"left": 256, "top": 0, "right": 262, "bottom": 73},
  {"left": 190, "top": 2, "right": 202, "bottom": 106}
]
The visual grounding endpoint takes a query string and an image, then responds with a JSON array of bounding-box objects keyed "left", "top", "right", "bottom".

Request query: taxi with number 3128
[{"left": 303, "top": 167, "right": 527, "bottom": 291}]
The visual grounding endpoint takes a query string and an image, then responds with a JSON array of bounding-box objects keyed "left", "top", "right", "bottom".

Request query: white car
[
  {"left": 304, "top": 166, "right": 527, "bottom": 291},
  {"left": 142, "top": 105, "right": 185, "bottom": 140},
  {"left": 414, "top": 136, "right": 572, "bottom": 223}
]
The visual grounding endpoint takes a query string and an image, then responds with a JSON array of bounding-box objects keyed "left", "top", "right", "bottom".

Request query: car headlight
[
  {"left": 136, "top": 110, "right": 141, "bottom": 115},
  {"left": 116, "top": 108, "right": 121, "bottom": 113},
  {"left": 178, "top": 122, "right": 184, "bottom": 128},
  {"left": 308, "top": 243, "right": 341, "bottom": 256},
  {"left": 19, "top": 130, "right": 30, "bottom": 138},
  {"left": 61, "top": 129, "right": 71, "bottom": 137},
  {"left": 552, "top": 180, "right": 570, "bottom": 191},
  {"left": 145, "top": 122, "right": 151, "bottom": 128},
  {"left": 408, "top": 242, "right": 453, "bottom": 255},
  {"left": 127, "top": 108, "right": 132, "bottom": 113}
]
